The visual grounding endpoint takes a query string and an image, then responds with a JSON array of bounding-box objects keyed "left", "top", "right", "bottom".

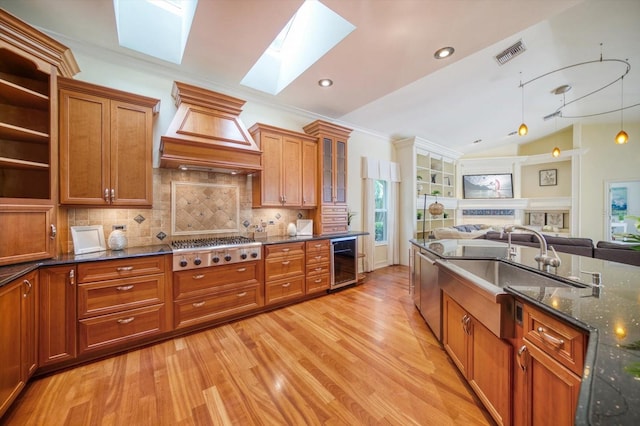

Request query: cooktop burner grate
[{"left": 171, "top": 236, "right": 256, "bottom": 249}]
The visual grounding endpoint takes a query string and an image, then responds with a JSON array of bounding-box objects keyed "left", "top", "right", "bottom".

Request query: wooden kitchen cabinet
[
  {"left": 513, "top": 301, "right": 586, "bottom": 426},
  {"left": 173, "top": 261, "right": 264, "bottom": 329},
  {"left": 249, "top": 123, "right": 318, "bottom": 208},
  {"left": 0, "top": 10, "right": 79, "bottom": 266},
  {"left": 38, "top": 265, "right": 77, "bottom": 369},
  {"left": 264, "top": 242, "right": 306, "bottom": 304},
  {"left": 443, "top": 293, "right": 512, "bottom": 426},
  {"left": 0, "top": 271, "right": 36, "bottom": 418},
  {"left": 303, "top": 120, "right": 352, "bottom": 234},
  {"left": 76, "top": 255, "right": 171, "bottom": 354},
  {"left": 58, "top": 77, "right": 159, "bottom": 207},
  {"left": 305, "top": 239, "right": 331, "bottom": 294}
]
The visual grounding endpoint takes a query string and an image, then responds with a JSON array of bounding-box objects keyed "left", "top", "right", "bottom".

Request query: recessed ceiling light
[
  {"left": 318, "top": 79, "right": 333, "bottom": 87},
  {"left": 472, "top": 139, "right": 482, "bottom": 144},
  {"left": 434, "top": 46, "right": 455, "bottom": 59}
]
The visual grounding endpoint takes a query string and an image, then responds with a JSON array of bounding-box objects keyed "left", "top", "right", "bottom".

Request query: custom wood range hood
[{"left": 159, "top": 81, "right": 262, "bottom": 174}]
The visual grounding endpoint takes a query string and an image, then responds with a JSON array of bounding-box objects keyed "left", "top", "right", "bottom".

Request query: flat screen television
[{"left": 462, "top": 173, "right": 514, "bottom": 199}]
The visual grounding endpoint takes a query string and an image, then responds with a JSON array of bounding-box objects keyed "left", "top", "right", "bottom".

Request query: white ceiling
[{"left": 2, "top": 0, "right": 639, "bottom": 155}]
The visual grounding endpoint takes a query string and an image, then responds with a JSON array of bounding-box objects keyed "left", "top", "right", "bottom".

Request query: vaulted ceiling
[{"left": 2, "top": 0, "right": 638, "bottom": 154}]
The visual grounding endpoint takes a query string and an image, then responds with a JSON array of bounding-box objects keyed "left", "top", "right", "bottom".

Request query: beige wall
[
  {"left": 521, "top": 160, "right": 572, "bottom": 198},
  {"left": 578, "top": 122, "right": 640, "bottom": 241}
]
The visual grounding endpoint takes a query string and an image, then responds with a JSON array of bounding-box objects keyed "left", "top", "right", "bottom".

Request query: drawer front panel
[
  {"left": 321, "top": 206, "right": 348, "bottom": 214},
  {"left": 265, "top": 256, "right": 304, "bottom": 280},
  {"left": 306, "top": 274, "right": 330, "bottom": 294},
  {"left": 78, "top": 256, "right": 166, "bottom": 282},
  {"left": 523, "top": 304, "right": 586, "bottom": 375},
  {"left": 78, "top": 274, "right": 165, "bottom": 318},
  {"left": 306, "top": 240, "right": 330, "bottom": 264},
  {"left": 173, "top": 263, "right": 260, "bottom": 300},
  {"left": 174, "top": 284, "right": 263, "bottom": 329},
  {"left": 306, "top": 262, "right": 330, "bottom": 277},
  {"left": 265, "top": 276, "right": 305, "bottom": 305},
  {"left": 264, "top": 242, "right": 305, "bottom": 258},
  {"left": 321, "top": 223, "right": 348, "bottom": 234},
  {"left": 78, "top": 304, "right": 165, "bottom": 353}
]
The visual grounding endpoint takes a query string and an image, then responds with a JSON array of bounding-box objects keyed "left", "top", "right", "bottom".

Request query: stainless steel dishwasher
[{"left": 415, "top": 248, "right": 442, "bottom": 342}]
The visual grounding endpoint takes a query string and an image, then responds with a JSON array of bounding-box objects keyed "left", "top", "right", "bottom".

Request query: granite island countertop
[{"left": 411, "top": 238, "right": 640, "bottom": 426}]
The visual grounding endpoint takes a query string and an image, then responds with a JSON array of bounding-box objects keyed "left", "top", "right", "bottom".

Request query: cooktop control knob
[
  {"left": 194, "top": 257, "right": 202, "bottom": 266},
  {"left": 240, "top": 251, "right": 248, "bottom": 260},
  {"left": 250, "top": 251, "right": 258, "bottom": 258},
  {"left": 224, "top": 254, "right": 232, "bottom": 262},
  {"left": 179, "top": 258, "right": 188, "bottom": 267},
  {"left": 212, "top": 256, "right": 220, "bottom": 263}
]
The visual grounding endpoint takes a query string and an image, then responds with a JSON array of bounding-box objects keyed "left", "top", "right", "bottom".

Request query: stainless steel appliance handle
[
  {"left": 416, "top": 251, "right": 436, "bottom": 265},
  {"left": 330, "top": 242, "right": 335, "bottom": 288}
]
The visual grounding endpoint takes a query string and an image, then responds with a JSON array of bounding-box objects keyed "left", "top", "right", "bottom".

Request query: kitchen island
[{"left": 412, "top": 238, "right": 640, "bottom": 426}]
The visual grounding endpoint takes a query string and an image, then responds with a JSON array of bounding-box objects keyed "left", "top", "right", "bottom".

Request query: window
[{"left": 375, "top": 180, "right": 388, "bottom": 242}]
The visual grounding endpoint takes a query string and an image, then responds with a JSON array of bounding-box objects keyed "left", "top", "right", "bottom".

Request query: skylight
[
  {"left": 241, "top": 0, "right": 356, "bottom": 95},
  {"left": 113, "top": 0, "right": 198, "bottom": 64}
]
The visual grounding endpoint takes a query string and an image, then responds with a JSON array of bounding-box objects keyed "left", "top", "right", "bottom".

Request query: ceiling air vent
[{"left": 495, "top": 39, "right": 526, "bottom": 65}]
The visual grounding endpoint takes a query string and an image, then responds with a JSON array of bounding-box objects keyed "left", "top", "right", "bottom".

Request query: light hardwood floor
[{"left": 2, "top": 265, "right": 494, "bottom": 426}]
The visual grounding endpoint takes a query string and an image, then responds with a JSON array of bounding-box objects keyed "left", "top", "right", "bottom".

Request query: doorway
[{"left": 605, "top": 179, "right": 640, "bottom": 241}]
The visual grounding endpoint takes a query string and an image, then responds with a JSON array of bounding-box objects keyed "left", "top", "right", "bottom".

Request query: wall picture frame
[{"left": 539, "top": 169, "right": 557, "bottom": 186}]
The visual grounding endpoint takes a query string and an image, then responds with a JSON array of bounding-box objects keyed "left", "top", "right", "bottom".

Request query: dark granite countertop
[
  {"left": 411, "top": 238, "right": 640, "bottom": 426},
  {"left": 261, "top": 231, "right": 367, "bottom": 245},
  {"left": 0, "top": 244, "right": 172, "bottom": 288}
]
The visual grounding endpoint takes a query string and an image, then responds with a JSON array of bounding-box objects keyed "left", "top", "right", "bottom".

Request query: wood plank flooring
[{"left": 2, "top": 265, "right": 494, "bottom": 426}]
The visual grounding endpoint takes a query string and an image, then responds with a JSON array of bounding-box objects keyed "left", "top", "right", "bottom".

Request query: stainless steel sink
[{"left": 446, "top": 259, "right": 575, "bottom": 289}]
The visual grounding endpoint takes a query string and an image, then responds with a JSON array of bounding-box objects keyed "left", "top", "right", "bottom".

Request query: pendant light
[
  {"left": 552, "top": 147, "right": 561, "bottom": 157},
  {"left": 428, "top": 194, "right": 444, "bottom": 216},
  {"left": 615, "top": 75, "right": 628, "bottom": 144},
  {"left": 518, "top": 73, "right": 528, "bottom": 136}
]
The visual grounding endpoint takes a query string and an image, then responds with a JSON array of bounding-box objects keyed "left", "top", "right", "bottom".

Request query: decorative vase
[
  {"left": 108, "top": 229, "right": 128, "bottom": 250},
  {"left": 287, "top": 222, "right": 297, "bottom": 237}
]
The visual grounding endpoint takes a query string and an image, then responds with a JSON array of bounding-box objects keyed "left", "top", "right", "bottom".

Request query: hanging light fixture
[
  {"left": 518, "top": 72, "right": 528, "bottom": 136},
  {"left": 615, "top": 75, "right": 629, "bottom": 144},
  {"left": 552, "top": 147, "right": 561, "bottom": 157},
  {"left": 428, "top": 194, "right": 444, "bottom": 216}
]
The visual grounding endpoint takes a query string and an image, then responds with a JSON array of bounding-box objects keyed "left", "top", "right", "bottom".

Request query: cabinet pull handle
[
  {"left": 315, "top": 244, "right": 322, "bottom": 248},
  {"left": 116, "top": 285, "right": 134, "bottom": 291},
  {"left": 69, "top": 269, "right": 75, "bottom": 285},
  {"left": 111, "top": 188, "right": 115, "bottom": 202},
  {"left": 281, "top": 248, "right": 290, "bottom": 252},
  {"left": 117, "top": 317, "right": 135, "bottom": 324},
  {"left": 282, "top": 260, "right": 290, "bottom": 265},
  {"left": 517, "top": 345, "right": 528, "bottom": 372},
  {"left": 282, "top": 282, "right": 291, "bottom": 288},
  {"left": 315, "top": 267, "right": 323, "bottom": 272},
  {"left": 315, "top": 278, "right": 322, "bottom": 283},
  {"left": 237, "top": 292, "right": 247, "bottom": 297},
  {"left": 116, "top": 266, "right": 134, "bottom": 272},
  {"left": 192, "top": 301, "right": 206, "bottom": 308},
  {"left": 104, "top": 188, "right": 109, "bottom": 202},
  {"left": 237, "top": 267, "right": 246, "bottom": 272},
  {"left": 192, "top": 274, "right": 205, "bottom": 280},
  {"left": 50, "top": 224, "right": 57, "bottom": 239},
  {"left": 537, "top": 326, "right": 565, "bottom": 348},
  {"left": 23, "top": 279, "right": 32, "bottom": 298}
]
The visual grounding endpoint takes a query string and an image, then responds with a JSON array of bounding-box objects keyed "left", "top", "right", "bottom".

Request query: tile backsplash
[{"left": 64, "top": 168, "right": 308, "bottom": 252}]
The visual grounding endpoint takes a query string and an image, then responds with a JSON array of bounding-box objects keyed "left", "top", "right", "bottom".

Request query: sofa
[
  {"left": 481, "top": 231, "right": 595, "bottom": 257},
  {"left": 593, "top": 241, "right": 640, "bottom": 266}
]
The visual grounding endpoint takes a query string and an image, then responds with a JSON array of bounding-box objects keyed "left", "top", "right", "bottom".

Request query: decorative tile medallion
[
  {"left": 156, "top": 231, "right": 167, "bottom": 241},
  {"left": 134, "top": 214, "right": 146, "bottom": 224}
]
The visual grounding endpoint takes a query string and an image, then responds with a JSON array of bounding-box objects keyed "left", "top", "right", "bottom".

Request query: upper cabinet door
[
  {"left": 334, "top": 139, "right": 347, "bottom": 204},
  {"left": 59, "top": 89, "right": 110, "bottom": 205},
  {"left": 301, "top": 139, "right": 317, "bottom": 207},
  {"left": 110, "top": 100, "right": 153, "bottom": 206}
]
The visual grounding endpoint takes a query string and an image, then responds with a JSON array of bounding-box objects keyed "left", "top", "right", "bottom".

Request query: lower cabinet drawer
[
  {"left": 306, "top": 274, "right": 330, "bottom": 294},
  {"left": 321, "top": 223, "right": 348, "bottom": 234},
  {"left": 265, "top": 255, "right": 304, "bottom": 280},
  {"left": 77, "top": 274, "right": 165, "bottom": 319},
  {"left": 78, "top": 304, "right": 166, "bottom": 354},
  {"left": 173, "top": 284, "right": 263, "bottom": 329},
  {"left": 265, "top": 276, "right": 305, "bottom": 305},
  {"left": 306, "top": 262, "right": 330, "bottom": 277},
  {"left": 173, "top": 262, "right": 260, "bottom": 300}
]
